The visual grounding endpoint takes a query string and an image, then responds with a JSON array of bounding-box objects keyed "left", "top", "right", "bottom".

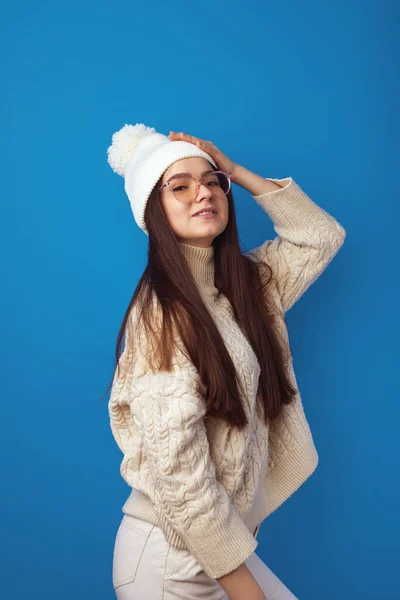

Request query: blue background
[{"left": 1, "top": 0, "right": 399, "bottom": 598}]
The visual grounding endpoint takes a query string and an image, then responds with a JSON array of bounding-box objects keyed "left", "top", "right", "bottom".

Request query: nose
[{"left": 195, "top": 181, "right": 213, "bottom": 202}]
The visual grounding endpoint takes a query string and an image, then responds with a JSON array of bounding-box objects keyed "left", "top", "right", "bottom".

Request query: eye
[{"left": 173, "top": 185, "right": 188, "bottom": 192}]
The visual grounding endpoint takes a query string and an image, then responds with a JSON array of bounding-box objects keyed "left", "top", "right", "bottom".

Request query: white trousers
[{"left": 112, "top": 514, "right": 299, "bottom": 599}]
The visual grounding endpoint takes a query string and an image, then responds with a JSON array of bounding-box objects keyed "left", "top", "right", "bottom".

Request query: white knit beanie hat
[{"left": 106, "top": 123, "right": 218, "bottom": 236}]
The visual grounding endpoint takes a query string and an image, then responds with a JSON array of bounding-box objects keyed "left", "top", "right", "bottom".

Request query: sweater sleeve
[
  {"left": 244, "top": 177, "right": 346, "bottom": 313},
  {"left": 118, "top": 329, "right": 258, "bottom": 579}
]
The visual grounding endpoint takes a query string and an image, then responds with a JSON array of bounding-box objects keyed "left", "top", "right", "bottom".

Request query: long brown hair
[{"left": 100, "top": 167, "right": 297, "bottom": 429}]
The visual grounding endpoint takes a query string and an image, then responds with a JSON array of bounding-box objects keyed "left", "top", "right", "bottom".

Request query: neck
[{"left": 178, "top": 241, "right": 218, "bottom": 297}]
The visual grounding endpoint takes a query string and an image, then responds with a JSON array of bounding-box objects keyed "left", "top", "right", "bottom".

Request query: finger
[
  {"left": 169, "top": 132, "right": 212, "bottom": 148},
  {"left": 169, "top": 132, "right": 194, "bottom": 141},
  {"left": 177, "top": 132, "right": 202, "bottom": 142}
]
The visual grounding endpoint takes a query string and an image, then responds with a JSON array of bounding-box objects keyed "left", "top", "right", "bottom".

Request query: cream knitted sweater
[{"left": 108, "top": 176, "right": 346, "bottom": 580}]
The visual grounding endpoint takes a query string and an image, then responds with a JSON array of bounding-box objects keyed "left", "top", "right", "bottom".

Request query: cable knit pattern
[{"left": 108, "top": 176, "right": 346, "bottom": 579}]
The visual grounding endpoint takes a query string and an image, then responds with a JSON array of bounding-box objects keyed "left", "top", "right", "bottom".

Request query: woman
[{"left": 105, "top": 123, "right": 346, "bottom": 599}]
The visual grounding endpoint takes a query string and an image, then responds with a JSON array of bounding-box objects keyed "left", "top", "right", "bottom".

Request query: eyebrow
[{"left": 166, "top": 169, "right": 214, "bottom": 182}]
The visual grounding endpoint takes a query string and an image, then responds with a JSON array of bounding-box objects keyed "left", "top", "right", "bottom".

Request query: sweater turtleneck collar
[{"left": 178, "top": 241, "right": 218, "bottom": 297}]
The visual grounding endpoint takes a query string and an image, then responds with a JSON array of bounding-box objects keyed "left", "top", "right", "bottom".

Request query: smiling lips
[{"left": 192, "top": 208, "right": 218, "bottom": 216}]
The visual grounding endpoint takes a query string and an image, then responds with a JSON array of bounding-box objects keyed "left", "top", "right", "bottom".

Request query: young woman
[{"left": 105, "top": 123, "right": 346, "bottom": 599}]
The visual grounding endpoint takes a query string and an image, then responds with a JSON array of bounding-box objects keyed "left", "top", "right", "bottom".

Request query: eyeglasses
[{"left": 158, "top": 170, "right": 232, "bottom": 204}]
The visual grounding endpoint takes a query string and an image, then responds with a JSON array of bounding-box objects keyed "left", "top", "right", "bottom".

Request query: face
[{"left": 159, "top": 157, "right": 229, "bottom": 247}]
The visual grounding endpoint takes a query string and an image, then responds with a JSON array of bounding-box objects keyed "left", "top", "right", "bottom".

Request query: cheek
[
  {"left": 173, "top": 204, "right": 190, "bottom": 220},
  {"left": 162, "top": 200, "right": 190, "bottom": 226},
  {"left": 221, "top": 198, "right": 230, "bottom": 222}
]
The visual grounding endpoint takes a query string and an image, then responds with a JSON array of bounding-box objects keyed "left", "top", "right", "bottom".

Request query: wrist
[
  {"left": 230, "top": 163, "right": 245, "bottom": 185},
  {"left": 229, "top": 164, "right": 282, "bottom": 196}
]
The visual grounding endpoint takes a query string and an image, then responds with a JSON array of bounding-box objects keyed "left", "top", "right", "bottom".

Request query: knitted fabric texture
[{"left": 108, "top": 176, "right": 346, "bottom": 579}]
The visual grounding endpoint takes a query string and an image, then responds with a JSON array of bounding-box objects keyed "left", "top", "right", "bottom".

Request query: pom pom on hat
[{"left": 107, "top": 123, "right": 156, "bottom": 177}]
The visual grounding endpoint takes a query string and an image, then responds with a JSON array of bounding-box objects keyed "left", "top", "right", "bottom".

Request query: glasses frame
[{"left": 158, "top": 170, "right": 232, "bottom": 204}]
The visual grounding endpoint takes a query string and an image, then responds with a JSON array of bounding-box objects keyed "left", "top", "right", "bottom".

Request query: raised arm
[
  {"left": 245, "top": 176, "right": 346, "bottom": 313},
  {"left": 230, "top": 165, "right": 346, "bottom": 312},
  {"left": 238, "top": 168, "right": 346, "bottom": 313}
]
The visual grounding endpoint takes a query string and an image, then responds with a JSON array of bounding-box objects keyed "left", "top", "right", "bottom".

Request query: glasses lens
[
  {"left": 170, "top": 172, "right": 230, "bottom": 203},
  {"left": 204, "top": 172, "right": 230, "bottom": 194},
  {"left": 170, "top": 176, "right": 197, "bottom": 203}
]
